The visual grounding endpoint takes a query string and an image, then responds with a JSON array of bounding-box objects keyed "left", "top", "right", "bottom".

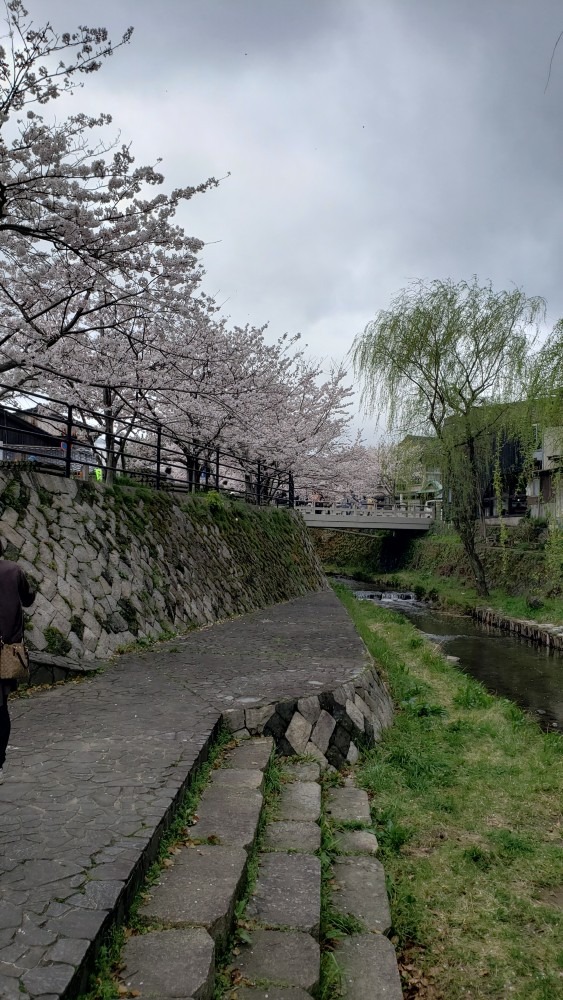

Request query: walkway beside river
[{"left": 0, "top": 590, "right": 378, "bottom": 1000}]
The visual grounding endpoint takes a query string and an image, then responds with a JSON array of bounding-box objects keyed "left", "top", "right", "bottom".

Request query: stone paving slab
[
  {"left": 326, "top": 787, "right": 371, "bottom": 824},
  {"left": 140, "top": 844, "right": 247, "bottom": 949},
  {"left": 332, "top": 857, "right": 392, "bottom": 934},
  {"left": 234, "top": 929, "right": 320, "bottom": 992},
  {"left": 0, "top": 669, "right": 218, "bottom": 1000},
  {"left": 224, "top": 738, "right": 273, "bottom": 770},
  {"left": 335, "top": 829, "right": 379, "bottom": 854},
  {"left": 159, "top": 591, "right": 372, "bottom": 713},
  {"left": 278, "top": 782, "right": 321, "bottom": 822},
  {"left": 121, "top": 927, "right": 215, "bottom": 1000},
  {"left": 247, "top": 853, "right": 321, "bottom": 937},
  {"left": 284, "top": 762, "right": 320, "bottom": 782},
  {"left": 210, "top": 768, "right": 264, "bottom": 790},
  {"left": 0, "top": 590, "right": 373, "bottom": 999},
  {"left": 264, "top": 821, "right": 321, "bottom": 853},
  {"left": 336, "top": 933, "right": 403, "bottom": 999},
  {"left": 190, "top": 785, "right": 263, "bottom": 850}
]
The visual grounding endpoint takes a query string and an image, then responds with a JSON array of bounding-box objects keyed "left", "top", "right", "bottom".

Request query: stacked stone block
[
  {"left": 223, "top": 666, "right": 394, "bottom": 769},
  {"left": 473, "top": 607, "right": 563, "bottom": 650},
  {"left": 240, "top": 760, "right": 322, "bottom": 995},
  {"left": 0, "top": 469, "right": 326, "bottom": 667},
  {"left": 327, "top": 784, "right": 403, "bottom": 999}
]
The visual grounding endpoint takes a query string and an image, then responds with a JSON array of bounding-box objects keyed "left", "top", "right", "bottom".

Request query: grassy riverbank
[
  {"left": 325, "top": 562, "right": 563, "bottom": 625},
  {"left": 335, "top": 584, "right": 563, "bottom": 1000}
]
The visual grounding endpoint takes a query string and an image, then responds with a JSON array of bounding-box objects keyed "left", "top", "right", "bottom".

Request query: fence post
[
  {"left": 156, "top": 424, "right": 162, "bottom": 490},
  {"left": 256, "top": 461, "right": 261, "bottom": 506},
  {"left": 288, "top": 471, "right": 295, "bottom": 508},
  {"left": 65, "top": 405, "right": 73, "bottom": 478},
  {"left": 215, "top": 448, "right": 220, "bottom": 491}
]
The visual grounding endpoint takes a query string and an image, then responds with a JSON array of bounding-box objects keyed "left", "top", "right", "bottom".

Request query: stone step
[
  {"left": 247, "top": 852, "right": 322, "bottom": 937},
  {"left": 233, "top": 929, "right": 320, "bottom": 993},
  {"left": 336, "top": 933, "right": 403, "bottom": 999},
  {"left": 139, "top": 844, "right": 247, "bottom": 950},
  {"left": 335, "top": 829, "right": 378, "bottom": 855},
  {"left": 121, "top": 927, "right": 215, "bottom": 1000},
  {"left": 190, "top": 784, "right": 263, "bottom": 850},
  {"left": 121, "top": 738, "right": 275, "bottom": 1000},
  {"left": 278, "top": 781, "right": 321, "bottom": 822},
  {"left": 264, "top": 820, "right": 321, "bottom": 853},
  {"left": 224, "top": 737, "right": 273, "bottom": 770},
  {"left": 332, "top": 857, "right": 392, "bottom": 934},
  {"left": 210, "top": 767, "right": 264, "bottom": 790},
  {"left": 237, "top": 989, "right": 313, "bottom": 999},
  {"left": 326, "top": 787, "right": 371, "bottom": 824},
  {"left": 284, "top": 761, "right": 320, "bottom": 782}
]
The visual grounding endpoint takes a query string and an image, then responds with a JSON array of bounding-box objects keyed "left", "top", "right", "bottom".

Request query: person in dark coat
[{"left": 0, "top": 541, "right": 35, "bottom": 781}]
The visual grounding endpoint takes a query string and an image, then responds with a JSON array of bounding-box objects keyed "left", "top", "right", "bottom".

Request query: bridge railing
[{"left": 298, "top": 501, "right": 435, "bottom": 520}]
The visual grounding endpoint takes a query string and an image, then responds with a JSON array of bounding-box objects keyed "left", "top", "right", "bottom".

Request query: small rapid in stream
[{"left": 338, "top": 579, "right": 563, "bottom": 731}]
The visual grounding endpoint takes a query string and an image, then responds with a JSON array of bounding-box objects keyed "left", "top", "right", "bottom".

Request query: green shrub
[
  {"left": 117, "top": 598, "right": 139, "bottom": 636},
  {"left": 44, "top": 626, "right": 72, "bottom": 656},
  {"left": 69, "top": 616, "right": 84, "bottom": 640}
]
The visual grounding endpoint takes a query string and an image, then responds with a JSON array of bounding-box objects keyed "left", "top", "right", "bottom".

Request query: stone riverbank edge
[
  {"left": 0, "top": 590, "right": 395, "bottom": 1000},
  {"left": 472, "top": 607, "right": 563, "bottom": 650}
]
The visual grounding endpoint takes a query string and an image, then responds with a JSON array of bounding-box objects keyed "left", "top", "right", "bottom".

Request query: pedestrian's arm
[{"left": 18, "top": 569, "right": 36, "bottom": 607}]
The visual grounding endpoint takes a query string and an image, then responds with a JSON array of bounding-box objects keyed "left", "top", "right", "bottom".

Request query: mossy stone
[{"left": 44, "top": 626, "right": 72, "bottom": 656}]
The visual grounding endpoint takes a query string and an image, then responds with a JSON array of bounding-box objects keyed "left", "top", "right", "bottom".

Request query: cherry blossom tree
[
  {"left": 0, "top": 3, "right": 360, "bottom": 491},
  {"left": 366, "top": 439, "right": 426, "bottom": 501},
  {"left": 138, "top": 324, "right": 355, "bottom": 495},
  {"left": 0, "top": 1, "right": 217, "bottom": 394}
]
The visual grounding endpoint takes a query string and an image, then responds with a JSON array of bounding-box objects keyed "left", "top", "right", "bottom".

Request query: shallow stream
[{"left": 338, "top": 578, "right": 563, "bottom": 730}]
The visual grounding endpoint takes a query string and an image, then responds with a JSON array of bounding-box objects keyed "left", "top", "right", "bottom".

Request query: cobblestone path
[{"left": 0, "top": 590, "right": 369, "bottom": 1000}]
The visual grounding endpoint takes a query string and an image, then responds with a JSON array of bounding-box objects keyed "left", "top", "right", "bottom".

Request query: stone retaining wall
[
  {"left": 0, "top": 468, "right": 326, "bottom": 665},
  {"left": 223, "top": 664, "right": 394, "bottom": 770},
  {"left": 472, "top": 607, "right": 563, "bottom": 651}
]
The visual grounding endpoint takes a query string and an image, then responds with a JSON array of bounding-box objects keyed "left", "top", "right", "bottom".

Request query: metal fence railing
[{"left": 0, "top": 388, "right": 295, "bottom": 508}]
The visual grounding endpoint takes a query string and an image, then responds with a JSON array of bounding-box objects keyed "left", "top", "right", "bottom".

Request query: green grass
[{"left": 334, "top": 583, "right": 563, "bottom": 1000}]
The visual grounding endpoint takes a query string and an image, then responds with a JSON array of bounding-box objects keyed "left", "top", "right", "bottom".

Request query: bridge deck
[{"left": 299, "top": 504, "right": 434, "bottom": 531}]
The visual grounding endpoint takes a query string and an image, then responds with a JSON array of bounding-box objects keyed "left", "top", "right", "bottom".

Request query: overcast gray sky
[{"left": 44, "top": 0, "right": 563, "bottom": 427}]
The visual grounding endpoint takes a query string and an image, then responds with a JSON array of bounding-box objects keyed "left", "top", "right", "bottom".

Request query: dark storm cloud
[{"left": 29, "top": 1, "right": 563, "bottom": 388}]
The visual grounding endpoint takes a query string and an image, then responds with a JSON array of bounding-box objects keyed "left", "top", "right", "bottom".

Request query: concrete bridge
[{"left": 299, "top": 502, "right": 435, "bottom": 531}]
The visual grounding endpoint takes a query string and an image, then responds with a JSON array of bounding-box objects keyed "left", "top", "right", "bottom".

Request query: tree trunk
[
  {"left": 448, "top": 429, "right": 490, "bottom": 596},
  {"left": 103, "top": 386, "right": 116, "bottom": 485},
  {"left": 465, "top": 542, "right": 489, "bottom": 597},
  {"left": 184, "top": 451, "right": 199, "bottom": 492},
  {"left": 454, "top": 518, "right": 489, "bottom": 596}
]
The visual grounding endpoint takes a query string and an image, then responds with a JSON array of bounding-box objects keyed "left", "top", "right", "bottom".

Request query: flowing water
[{"left": 338, "top": 578, "right": 563, "bottom": 730}]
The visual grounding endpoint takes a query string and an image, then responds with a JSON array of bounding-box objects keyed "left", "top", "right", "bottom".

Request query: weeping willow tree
[
  {"left": 352, "top": 278, "right": 545, "bottom": 596},
  {"left": 529, "top": 321, "right": 563, "bottom": 585},
  {"left": 530, "top": 319, "right": 563, "bottom": 436}
]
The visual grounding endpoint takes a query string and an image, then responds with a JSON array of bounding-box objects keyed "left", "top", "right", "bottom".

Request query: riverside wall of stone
[
  {"left": 471, "top": 607, "right": 563, "bottom": 651},
  {"left": 223, "top": 665, "right": 394, "bottom": 771},
  {"left": 0, "top": 468, "right": 326, "bottom": 667}
]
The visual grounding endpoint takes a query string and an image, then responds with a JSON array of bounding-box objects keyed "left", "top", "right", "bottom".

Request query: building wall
[{"left": 527, "top": 426, "right": 563, "bottom": 521}]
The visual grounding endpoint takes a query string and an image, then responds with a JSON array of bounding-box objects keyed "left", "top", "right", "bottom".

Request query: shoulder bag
[{"left": 0, "top": 638, "right": 30, "bottom": 683}]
